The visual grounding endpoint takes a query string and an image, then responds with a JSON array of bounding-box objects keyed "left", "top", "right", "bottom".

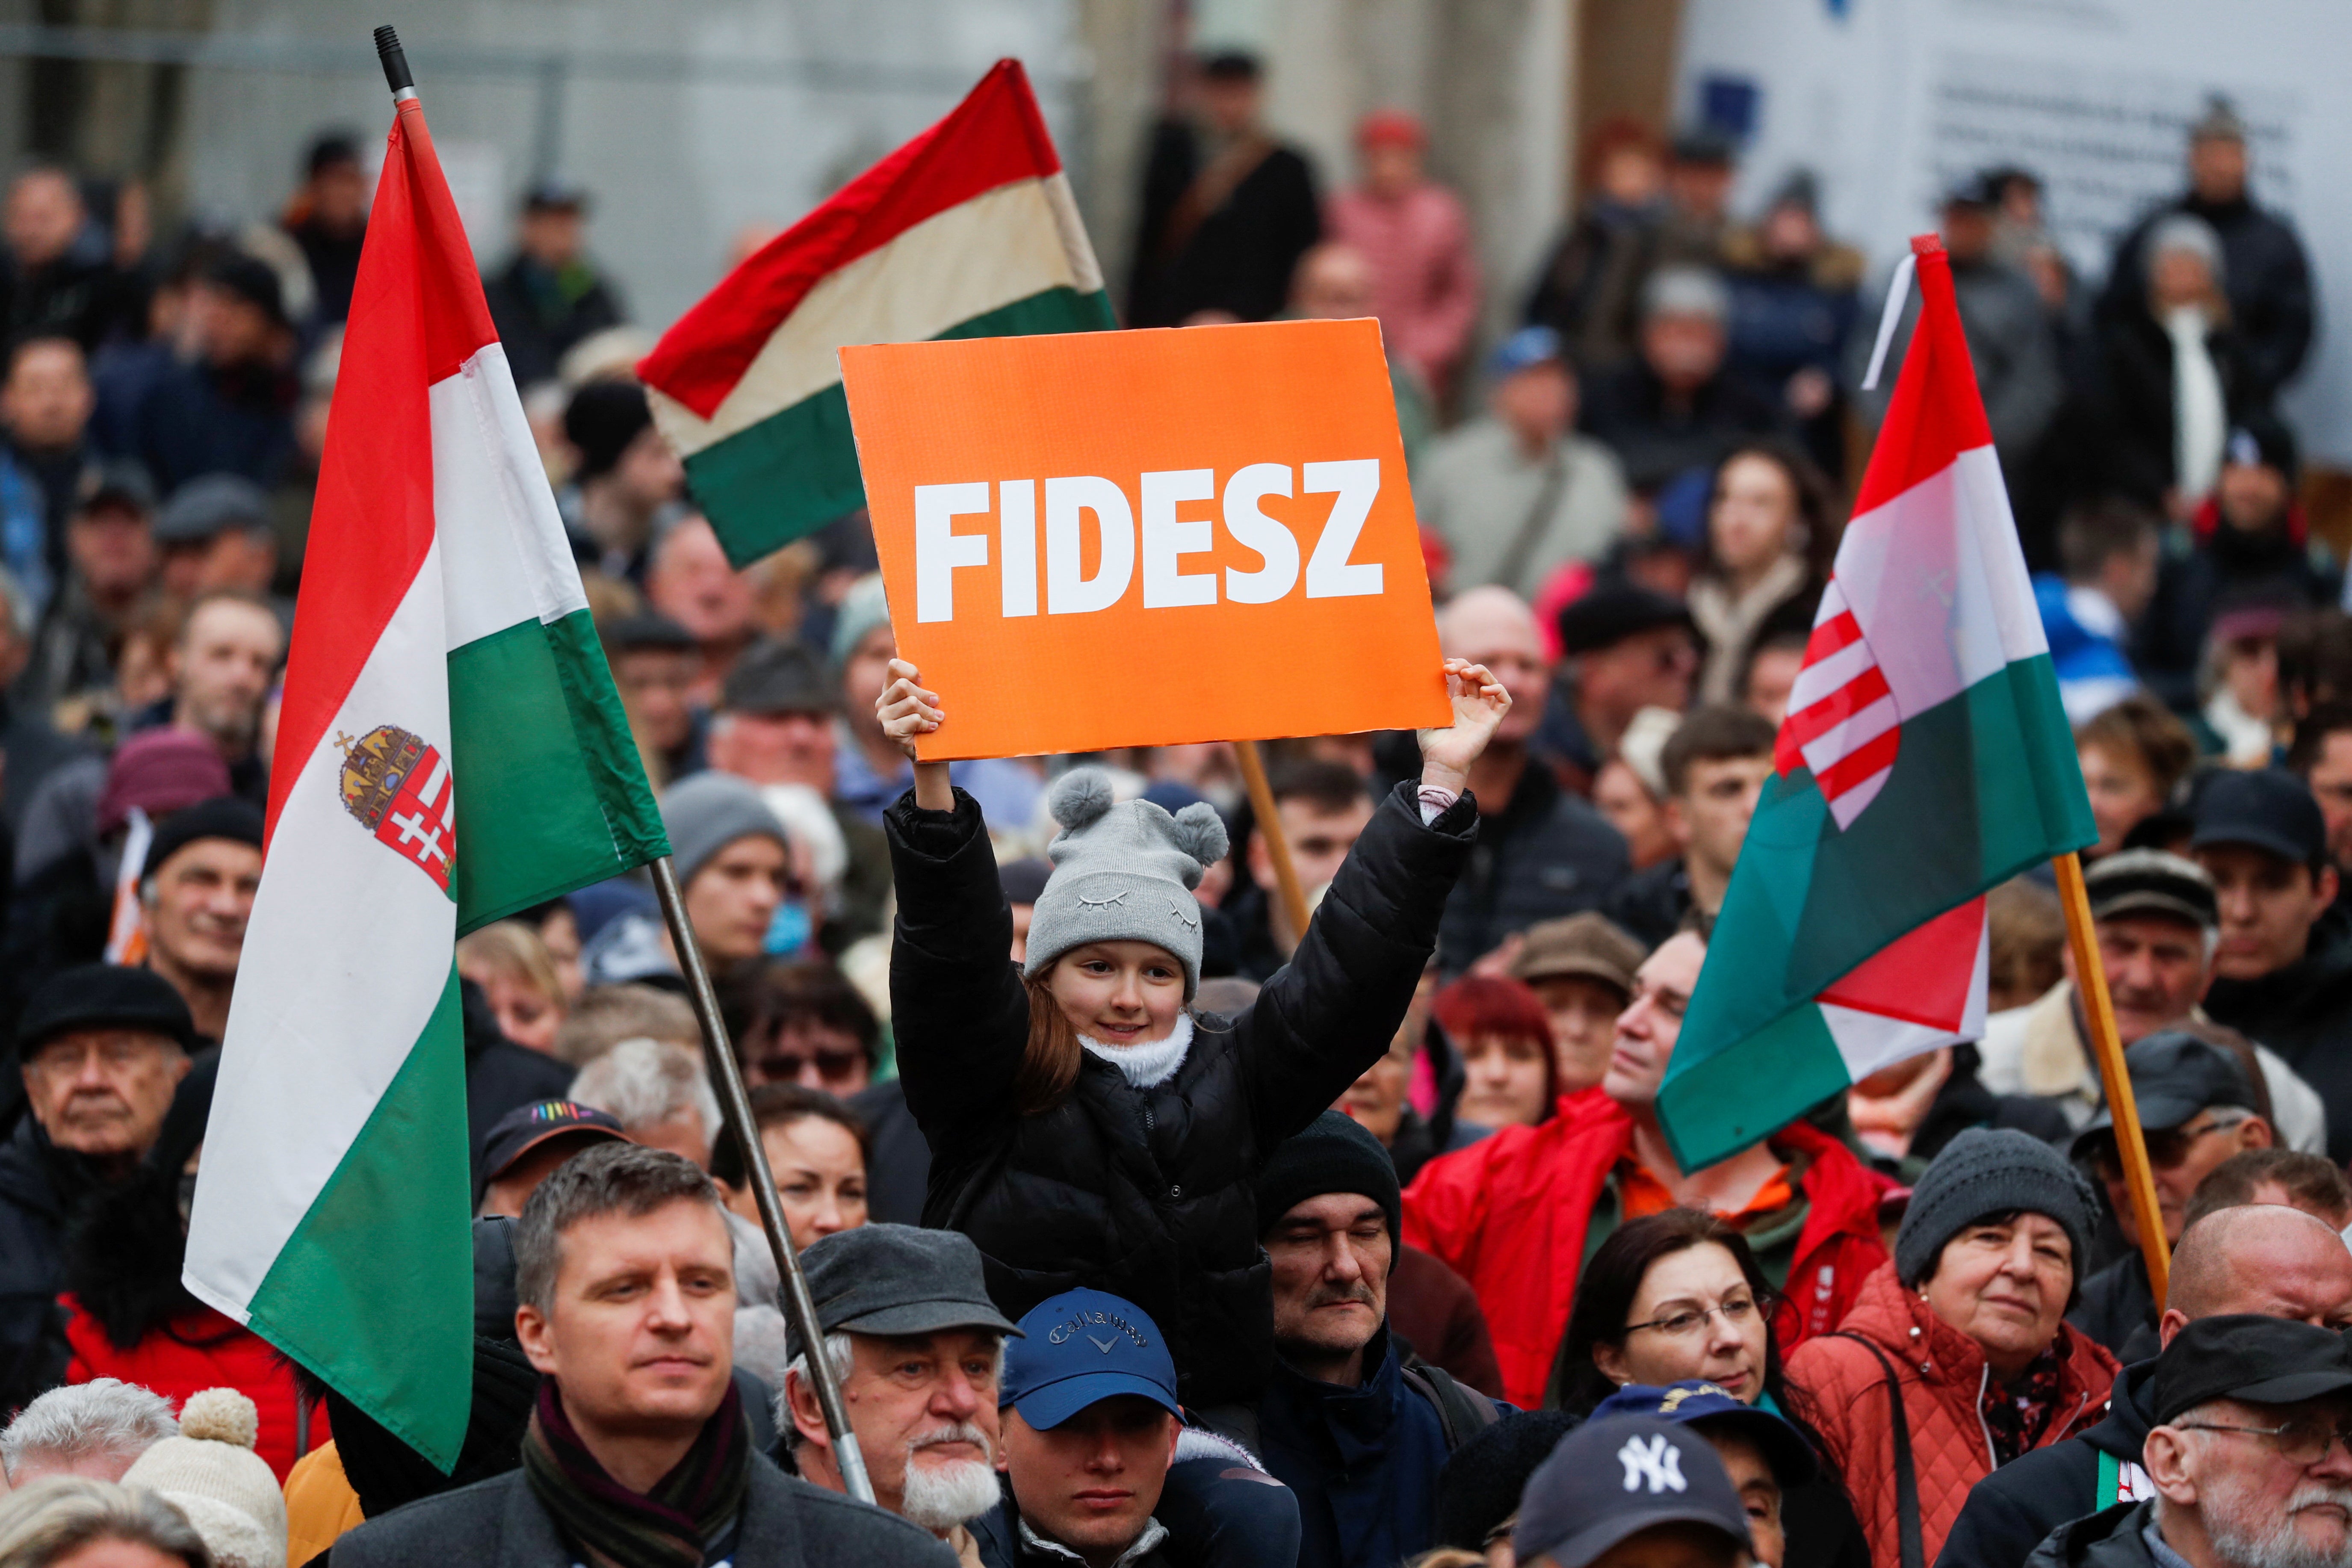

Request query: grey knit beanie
[
  {"left": 1023, "top": 768, "right": 1230, "bottom": 998},
  {"left": 1894, "top": 1126, "right": 2101, "bottom": 1287},
  {"left": 662, "top": 772, "right": 789, "bottom": 886}
]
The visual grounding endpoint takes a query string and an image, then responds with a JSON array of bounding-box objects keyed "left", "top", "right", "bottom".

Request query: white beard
[
  {"left": 898, "top": 1423, "right": 1002, "bottom": 1532},
  {"left": 2197, "top": 1480, "right": 2352, "bottom": 1568}
]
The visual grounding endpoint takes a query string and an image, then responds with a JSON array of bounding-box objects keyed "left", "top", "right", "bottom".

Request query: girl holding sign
[{"left": 876, "top": 654, "right": 1507, "bottom": 1422}]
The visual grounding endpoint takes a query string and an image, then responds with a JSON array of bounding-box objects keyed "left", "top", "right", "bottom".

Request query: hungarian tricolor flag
[
  {"left": 1657, "top": 236, "right": 2095, "bottom": 1171},
  {"left": 639, "top": 58, "right": 1114, "bottom": 567},
  {"left": 185, "top": 84, "right": 668, "bottom": 1468}
]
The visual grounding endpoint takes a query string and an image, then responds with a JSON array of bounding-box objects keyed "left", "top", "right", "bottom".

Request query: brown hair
[
  {"left": 1551, "top": 1207, "right": 1784, "bottom": 1414},
  {"left": 1016, "top": 972, "right": 1085, "bottom": 1115},
  {"left": 709, "top": 1082, "right": 869, "bottom": 1189},
  {"left": 2186, "top": 1147, "right": 2352, "bottom": 1230},
  {"left": 2075, "top": 694, "right": 2198, "bottom": 804},
  {"left": 1986, "top": 877, "right": 2067, "bottom": 1012}
]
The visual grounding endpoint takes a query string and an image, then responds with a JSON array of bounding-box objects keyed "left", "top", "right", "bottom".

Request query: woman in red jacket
[
  {"left": 57, "top": 1055, "right": 322, "bottom": 1480},
  {"left": 1785, "top": 1128, "right": 2119, "bottom": 1568}
]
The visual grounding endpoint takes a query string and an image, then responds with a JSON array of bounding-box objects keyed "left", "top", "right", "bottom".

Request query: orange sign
[{"left": 840, "top": 318, "right": 1448, "bottom": 760}]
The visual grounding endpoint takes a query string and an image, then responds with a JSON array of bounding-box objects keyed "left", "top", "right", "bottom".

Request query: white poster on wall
[{"left": 1677, "top": 0, "right": 2349, "bottom": 461}]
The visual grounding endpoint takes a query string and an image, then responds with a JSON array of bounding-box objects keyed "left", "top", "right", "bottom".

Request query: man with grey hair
[
  {"left": 334, "top": 1142, "right": 951, "bottom": 1568},
  {"left": 1583, "top": 263, "right": 1782, "bottom": 496},
  {"left": 570, "top": 1036, "right": 723, "bottom": 1169},
  {"left": 1978, "top": 847, "right": 2327, "bottom": 1153},
  {"left": 2025, "top": 1314, "right": 2352, "bottom": 1568},
  {"left": 782, "top": 1223, "right": 1021, "bottom": 1562},
  {"left": 0, "top": 1379, "right": 178, "bottom": 1484}
]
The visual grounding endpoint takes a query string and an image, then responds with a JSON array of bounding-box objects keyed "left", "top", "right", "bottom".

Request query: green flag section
[
  {"left": 638, "top": 59, "right": 1115, "bottom": 567},
  {"left": 1657, "top": 237, "right": 2096, "bottom": 1173},
  {"left": 186, "top": 84, "right": 667, "bottom": 1471}
]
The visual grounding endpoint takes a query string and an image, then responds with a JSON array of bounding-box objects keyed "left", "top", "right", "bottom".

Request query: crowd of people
[{"left": 0, "top": 38, "right": 2348, "bottom": 1568}]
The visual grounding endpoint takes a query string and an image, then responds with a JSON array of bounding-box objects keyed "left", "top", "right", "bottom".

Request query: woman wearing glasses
[
  {"left": 1548, "top": 1208, "right": 1869, "bottom": 1568},
  {"left": 1786, "top": 1129, "right": 2120, "bottom": 1568}
]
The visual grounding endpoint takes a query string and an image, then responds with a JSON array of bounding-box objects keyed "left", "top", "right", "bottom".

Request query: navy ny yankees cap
[
  {"left": 1516, "top": 1414, "right": 1751, "bottom": 1568},
  {"left": 1002, "top": 1288, "right": 1182, "bottom": 1430}
]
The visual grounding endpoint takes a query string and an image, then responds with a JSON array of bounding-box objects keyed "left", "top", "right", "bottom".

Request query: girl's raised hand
[
  {"left": 1415, "top": 658, "right": 1511, "bottom": 793},
  {"left": 876, "top": 658, "right": 943, "bottom": 762}
]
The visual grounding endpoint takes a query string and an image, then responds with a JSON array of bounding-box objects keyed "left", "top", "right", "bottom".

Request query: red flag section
[
  {"left": 637, "top": 59, "right": 1065, "bottom": 418},
  {"left": 272, "top": 94, "right": 496, "bottom": 842}
]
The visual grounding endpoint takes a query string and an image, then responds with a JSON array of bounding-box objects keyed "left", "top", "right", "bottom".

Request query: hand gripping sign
[{"left": 840, "top": 318, "right": 1449, "bottom": 759}]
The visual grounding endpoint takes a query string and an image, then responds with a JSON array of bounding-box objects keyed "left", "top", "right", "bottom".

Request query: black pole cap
[{"left": 375, "top": 25, "right": 414, "bottom": 94}]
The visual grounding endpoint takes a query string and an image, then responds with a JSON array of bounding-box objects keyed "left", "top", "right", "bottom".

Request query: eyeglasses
[
  {"left": 2175, "top": 1417, "right": 2352, "bottom": 1467},
  {"left": 753, "top": 1047, "right": 865, "bottom": 1085},
  {"left": 1624, "top": 1293, "right": 1761, "bottom": 1340}
]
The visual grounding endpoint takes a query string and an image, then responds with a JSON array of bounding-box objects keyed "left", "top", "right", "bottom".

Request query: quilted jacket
[
  {"left": 1787, "top": 1261, "right": 2120, "bottom": 1568},
  {"left": 1401, "top": 1088, "right": 1891, "bottom": 1408},
  {"left": 890, "top": 783, "right": 1474, "bottom": 1410}
]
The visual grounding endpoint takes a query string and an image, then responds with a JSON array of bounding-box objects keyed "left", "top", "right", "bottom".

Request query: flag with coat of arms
[
  {"left": 185, "top": 80, "right": 669, "bottom": 1469},
  {"left": 1657, "top": 235, "right": 2098, "bottom": 1172}
]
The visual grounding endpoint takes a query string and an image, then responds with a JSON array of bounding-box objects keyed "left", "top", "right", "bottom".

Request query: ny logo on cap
[{"left": 1619, "top": 1434, "right": 1687, "bottom": 1494}]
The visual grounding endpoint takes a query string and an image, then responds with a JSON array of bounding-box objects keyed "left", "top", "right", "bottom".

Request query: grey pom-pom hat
[{"left": 1022, "top": 768, "right": 1231, "bottom": 997}]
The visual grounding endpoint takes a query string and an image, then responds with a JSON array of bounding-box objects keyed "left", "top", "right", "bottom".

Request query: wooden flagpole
[
  {"left": 1235, "top": 740, "right": 1310, "bottom": 948},
  {"left": 2053, "top": 851, "right": 2170, "bottom": 1304}
]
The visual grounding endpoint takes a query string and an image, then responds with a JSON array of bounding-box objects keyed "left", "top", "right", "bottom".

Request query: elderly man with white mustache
[
  {"left": 783, "top": 1225, "right": 1022, "bottom": 1564},
  {"left": 2024, "top": 1314, "right": 2352, "bottom": 1568}
]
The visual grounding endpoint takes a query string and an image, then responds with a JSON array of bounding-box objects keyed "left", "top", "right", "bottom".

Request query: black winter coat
[
  {"left": 2092, "top": 307, "right": 2252, "bottom": 510},
  {"left": 888, "top": 783, "right": 1475, "bottom": 1409},
  {"left": 1427, "top": 761, "right": 1627, "bottom": 976},
  {"left": 2103, "top": 194, "right": 2316, "bottom": 402},
  {"left": 2021, "top": 1501, "right": 2161, "bottom": 1568},
  {"left": 2203, "top": 922, "right": 2352, "bottom": 1163},
  {"left": 1936, "top": 1361, "right": 2152, "bottom": 1568},
  {"left": 0, "top": 1115, "right": 112, "bottom": 1410}
]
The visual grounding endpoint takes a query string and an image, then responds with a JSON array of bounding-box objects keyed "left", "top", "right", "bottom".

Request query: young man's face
[
  {"left": 1002, "top": 1397, "right": 1179, "bottom": 1564},
  {"left": 1668, "top": 755, "right": 1772, "bottom": 883},
  {"left": 2304, "top": 732, "right": 2352, "bottom": 867},
  {"left": 515, "top": 1198, "right": 736, "bottom": 1439},
  {"left": 2197, "top": 845, "right": 2336, "bottom": 981},
  {"left": 1603, "top": 933, "right": 1706, "bottom": 1109}
]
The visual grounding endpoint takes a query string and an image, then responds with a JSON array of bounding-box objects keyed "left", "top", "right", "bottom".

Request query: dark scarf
[
  {"left": 1980, "top": 1341, "right": 2068, "bottom": 1465},
  {"left": 520, "top": 1377, "right": 749, "bottom": 1568}
]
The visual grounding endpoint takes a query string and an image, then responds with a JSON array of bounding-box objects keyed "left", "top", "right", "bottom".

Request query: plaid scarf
[{"left": 521, "top": 1378, "right": 749, "bottom": 1568}]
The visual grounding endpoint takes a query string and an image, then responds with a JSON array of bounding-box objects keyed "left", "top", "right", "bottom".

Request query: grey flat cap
[{"left": 787, "top": 1223, "right": 1022, "bottom": 1361}]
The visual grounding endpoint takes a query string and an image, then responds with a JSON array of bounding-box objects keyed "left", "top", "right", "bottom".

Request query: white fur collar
[{"left": 1081, "top": 1013, "right": 1194, "bottom": 1088}]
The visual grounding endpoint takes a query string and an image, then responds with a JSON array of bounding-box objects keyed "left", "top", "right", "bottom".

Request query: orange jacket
[
  {"left": 1400, "top": 1089, "right": 1891, "bottom": 1407},
  {"left": 1785, "top": 1261, "right": 2119, "bottom": 1568}
]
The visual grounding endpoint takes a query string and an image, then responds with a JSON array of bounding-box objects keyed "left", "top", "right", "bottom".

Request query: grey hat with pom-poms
[{"left": 1022, "top": 767, "right": 1230, "bottom": 997}]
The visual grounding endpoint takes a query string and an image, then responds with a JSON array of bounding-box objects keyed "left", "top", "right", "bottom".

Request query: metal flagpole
[
  {"left": 1235, "top": 739, "right": 1310, "bottom": 949},
  {"left": 2053, "top": 850, "right": 2171, "bottom": 1305},
  {"left": 649, "top": 858, "right": 875, "bottom": 1502},
  {"left": 370, "top": 23, "right": 874, "bottom": 1505}
]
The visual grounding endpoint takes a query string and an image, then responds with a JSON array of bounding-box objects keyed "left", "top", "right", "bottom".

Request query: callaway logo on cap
[{"left": 1003, "top": 1287, "right": 1182, "bottom": 1432}]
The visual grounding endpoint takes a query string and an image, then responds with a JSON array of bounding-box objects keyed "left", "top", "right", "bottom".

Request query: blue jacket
[
  {"left": 2032, "top": 573, "right": 2140, "bottom": 723},
  {"left": 1257, "top": 1325, "right": 1453, "bottom": 1568}
]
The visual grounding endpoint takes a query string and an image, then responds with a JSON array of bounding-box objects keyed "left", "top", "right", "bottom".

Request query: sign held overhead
[{"left": 842, "top": 318, "right": 1448, "bottom": 760}]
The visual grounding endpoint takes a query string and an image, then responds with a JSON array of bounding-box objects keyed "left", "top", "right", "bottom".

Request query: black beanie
[
  {"left": 141, "top": 794, "right": 265, "bottom": 882},
  {"left": 1435, "top": 1409, "right": 1582, "bottom": 1548},
  {"left": 1255, "top": 1110, "right": 1401, "bottom": 1245},
  {"left": 563, "top": 381, "right": 653, "bottom": 481}
]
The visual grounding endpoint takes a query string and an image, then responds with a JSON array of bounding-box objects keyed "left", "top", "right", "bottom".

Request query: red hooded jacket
[
  {"left": 1401, "top": 1088, "right": 1892, "bottom": 1407},
  {"left": 63, "top": 1296, "right": 324, "bottom": 1480}
]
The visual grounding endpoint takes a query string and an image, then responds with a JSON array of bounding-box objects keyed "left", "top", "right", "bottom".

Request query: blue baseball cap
[
  {"left": 1001, "top": 1289, "right": 1182, "bottom": 1431},
  {"left": 1590, "top": 1381, "right": 1818, "bottom": 1487},
  {"left": 1488, "top": 324, "right": 1563, "bottom": 381}
]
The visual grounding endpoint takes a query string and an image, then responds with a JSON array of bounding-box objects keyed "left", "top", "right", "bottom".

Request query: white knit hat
[{"left": 121, "top": 1388, "right": 287, "bottom": 1568}]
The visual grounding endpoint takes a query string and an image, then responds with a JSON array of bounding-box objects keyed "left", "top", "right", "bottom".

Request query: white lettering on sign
[
  {"left": 915, "top": 462, "right": 1386, "bottom": 620},
  {"left": 1046, "top": 475, "right": 1135, "bottom": 615},
  {"left": 1303, "top": 460, "right": 1383, "bottom": 599},
  {"left": 914, "top": 481, "right": 990, "bottom": 623},
  {"left": 1141, "top": 469, "right": 1217, "bottom": 608},
  {"left": 1223, "top": 463, "right": 1298, "bottom": 604},
  {"left": 1000, "top": 479, "right": 1038, "bottom": 618}
]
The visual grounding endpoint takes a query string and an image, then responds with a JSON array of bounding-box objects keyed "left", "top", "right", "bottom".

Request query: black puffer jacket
[
  {"left": 889, "top": 782, "right": 1475, "bottom": 1409},
  {"left": 2021, "top": 1500, "right": 2161, "bottom": 1568},
  {"left": 1936, "top": 1361, "right": 2153, "bottom": 1568}
]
